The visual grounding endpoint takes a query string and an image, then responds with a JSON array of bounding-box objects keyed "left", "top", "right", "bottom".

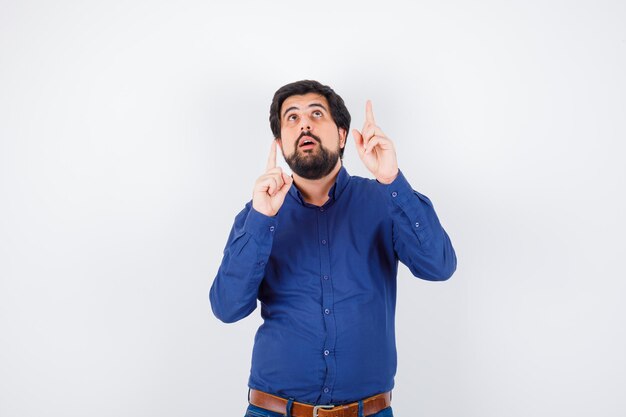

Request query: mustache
[{"left": 297, "top": 131, "right": 321, "bottom": 147}]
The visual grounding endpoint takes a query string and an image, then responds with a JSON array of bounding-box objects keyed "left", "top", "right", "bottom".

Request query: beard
[{"left": 284, "top": 133, "right": 341, "bottom": 180}]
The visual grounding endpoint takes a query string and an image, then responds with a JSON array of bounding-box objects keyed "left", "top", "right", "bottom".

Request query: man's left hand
[{"left": 352, "top": 100, "right": 399, "bottom": 184}]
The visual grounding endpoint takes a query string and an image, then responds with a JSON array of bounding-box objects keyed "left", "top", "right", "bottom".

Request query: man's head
[{"left": 269, "top": 80, "right": 351, "bottom": 180}]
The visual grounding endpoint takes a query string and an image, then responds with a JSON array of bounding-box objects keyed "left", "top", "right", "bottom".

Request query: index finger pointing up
[
  {"left": 366, "top": 100, "right": 376, "bottom": 124},
  {"left": 266, "top": 139, "right": 277, "bottom": 171}
]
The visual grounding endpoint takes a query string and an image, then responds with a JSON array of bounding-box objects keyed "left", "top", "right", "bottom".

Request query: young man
[{"left": 210, "top": 80, "right": 457, "bottom": 417}]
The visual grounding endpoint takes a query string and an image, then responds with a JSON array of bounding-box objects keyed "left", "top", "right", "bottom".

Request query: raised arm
[
  {"left": 378, "top": 171, "right": 456, "bottom": 280},
  {"left": 352, "top": 100, "right": 456, "bottom": 280},
  {"left": 209, "top": 140, "right": 292, "bottom": 323}
]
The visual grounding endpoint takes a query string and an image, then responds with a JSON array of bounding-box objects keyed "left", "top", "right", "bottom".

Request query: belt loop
[
  {"left": 286, "top": 398, "right": 294, "bottom": 417},
  {"left": 358, "top": 400, "right": 364, "bottom": 417}
]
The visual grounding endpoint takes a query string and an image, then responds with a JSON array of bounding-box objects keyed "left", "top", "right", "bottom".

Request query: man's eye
[
  {"left": 287, "top": 114, "right": 297, "bottom": 121},
  {"left": 313, "top": 111, "right": 322, "bottom": 117}
]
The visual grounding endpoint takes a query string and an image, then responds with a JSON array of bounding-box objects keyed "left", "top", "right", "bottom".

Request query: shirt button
[
  {"left": 320, "top": 207, "right": 325, "bottom": 212},
  {"left": 321, "top": 239, "right": 327, "bottom": 245},
  {"left": 324, "top": 349, "right": 330, "bottom": 356},
  {"left": 258, "top": 261, "right": 265, "bottom": 266},
  {"left": 269, "top": 226, "right": 275, "bottom": 232},
  {"left": 415, "top": 222, "right": 420, "bottom": 228},
  {"left": 391, "top": 191, "right": 398, "bottom": 197},
  {"left": 323, "top": 387, "right": 329, "bottom": 393},
  {"left": 324, "top": 308, "right": 330, "bottom": 315},
  {"left": 323, "top": 275, "right": 329, "bottom": 280}
]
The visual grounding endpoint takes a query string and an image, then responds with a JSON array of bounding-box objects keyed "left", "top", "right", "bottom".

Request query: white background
[{"left": 1, "top": 1, "right": 625, "bottom": 416}]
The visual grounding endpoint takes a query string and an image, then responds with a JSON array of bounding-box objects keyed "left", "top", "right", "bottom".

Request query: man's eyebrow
[{"left": 282, "top": 103, "right": 329, "bottom": 119}]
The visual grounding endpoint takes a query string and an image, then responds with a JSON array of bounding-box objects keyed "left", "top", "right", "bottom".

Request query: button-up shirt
[{"left": 209, "top": 165, "right": 456, "bottom": 405}]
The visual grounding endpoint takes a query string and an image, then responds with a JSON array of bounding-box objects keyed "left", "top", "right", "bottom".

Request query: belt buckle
[{"left": 313, "top": 404, "right": 335, "bottom": 417}]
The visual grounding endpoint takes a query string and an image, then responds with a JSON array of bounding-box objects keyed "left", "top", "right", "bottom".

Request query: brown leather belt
[{"left": 249, "top": 389, "right": 391, "bottom": 417}]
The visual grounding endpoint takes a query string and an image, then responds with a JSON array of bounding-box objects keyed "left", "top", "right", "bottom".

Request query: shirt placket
[{"left": 318, "top": 205, "right": 336, "bottom": 403}]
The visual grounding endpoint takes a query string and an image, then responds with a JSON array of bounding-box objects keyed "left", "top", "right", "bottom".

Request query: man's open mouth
[{"left": 299, "top": 138, "right": 317, "bottom": 149}]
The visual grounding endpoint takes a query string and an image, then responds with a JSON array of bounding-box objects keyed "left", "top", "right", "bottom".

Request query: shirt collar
[{"left": 288, "top": 164, "right": 351, "bottom": 206}]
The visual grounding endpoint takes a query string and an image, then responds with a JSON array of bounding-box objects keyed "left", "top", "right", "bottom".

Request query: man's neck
[{"left": 292, "top": 160, "right": 342, "bottom": 206}]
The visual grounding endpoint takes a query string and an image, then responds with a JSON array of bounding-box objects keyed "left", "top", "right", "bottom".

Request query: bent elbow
[
  {"left": 209, "top": 290, "right": 256, "bottom": 324},
  {"left": 212, "top": 308, "right": 244, "bottom": 324},
  {"left": 411, "top": 251, "right": 457, "bottom": 282},
  {"left": 415, "top": 267, "right": 454, "bottom": 281},
  {"left": 429, "top": 265, "right": 456, "bottom": 281},
  {"left": 432, "top": 253, "right": 457, "bottom": 281},
  {"left": 430, "top": 242, "right": 457, "bottom": 281}
]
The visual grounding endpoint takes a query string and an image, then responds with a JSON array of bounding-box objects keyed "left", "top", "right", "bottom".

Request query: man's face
[{"left": 278, "top": 93, "right": 346, "bottom": 180}]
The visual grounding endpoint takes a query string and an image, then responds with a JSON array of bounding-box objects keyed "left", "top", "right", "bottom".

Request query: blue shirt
[{"left": 209, "top": 165, "right": 456, "bottom": 405}]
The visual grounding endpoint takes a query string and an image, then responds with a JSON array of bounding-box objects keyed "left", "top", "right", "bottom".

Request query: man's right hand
[{"left": 252, "top": 140, "right": 293, "bottom": 217}]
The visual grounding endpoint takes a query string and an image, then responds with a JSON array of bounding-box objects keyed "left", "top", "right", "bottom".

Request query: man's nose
[{"left": 299, "top": 115, "right": 312, "bottom": 131}]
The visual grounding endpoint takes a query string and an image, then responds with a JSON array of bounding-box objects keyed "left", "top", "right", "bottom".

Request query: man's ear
[{"left": 338, "top": 128, "right": 347, "bottom": 148}]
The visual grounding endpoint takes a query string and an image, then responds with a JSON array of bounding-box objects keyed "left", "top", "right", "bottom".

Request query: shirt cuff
[
  {"left": 378, "top": 169, "right": 432, "bottom": 243},
  {"left": 243, "top": 206, "right": 279, "bottom": 243},
  {"left": 378, "top": 169, "right": 415, "bottom": 206}
]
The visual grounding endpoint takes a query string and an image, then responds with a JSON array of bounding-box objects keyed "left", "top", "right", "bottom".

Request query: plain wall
[{"left": 1, "top": 1, "right": 625, "bottom": 416}]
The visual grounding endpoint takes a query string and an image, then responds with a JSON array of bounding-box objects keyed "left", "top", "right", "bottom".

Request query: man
[{"left": 209, "top": 80, "right": 456, "bottom": 417}]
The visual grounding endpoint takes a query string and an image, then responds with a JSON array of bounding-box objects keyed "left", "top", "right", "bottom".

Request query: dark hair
[{"left": 269, "top": 80, "right": 351, "bottom": 158}]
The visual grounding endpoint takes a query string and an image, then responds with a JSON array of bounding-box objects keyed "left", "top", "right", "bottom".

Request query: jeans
[{"left": 244, "top": 404, "right": 394, "bottom": 417}]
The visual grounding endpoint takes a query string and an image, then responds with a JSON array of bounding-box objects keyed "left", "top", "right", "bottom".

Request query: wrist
[
  {"left": 376, "top": 170, "right": 399, "bottom": 184},
  {"left": 252, "top": 201, "right": 276, "bottom": 217}
]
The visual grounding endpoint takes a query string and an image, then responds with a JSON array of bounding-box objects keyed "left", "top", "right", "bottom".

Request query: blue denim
[{"left": 244, "top": 403, "right": 394, "bottom": 417}]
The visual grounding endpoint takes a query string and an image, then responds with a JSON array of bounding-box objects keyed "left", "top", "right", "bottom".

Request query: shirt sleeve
[
  {"left": 378, "top": 169, "right": 457, "bottom": 281},
  {"left": 209, "top": 201, "right": 278, "bottom": 323}
]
